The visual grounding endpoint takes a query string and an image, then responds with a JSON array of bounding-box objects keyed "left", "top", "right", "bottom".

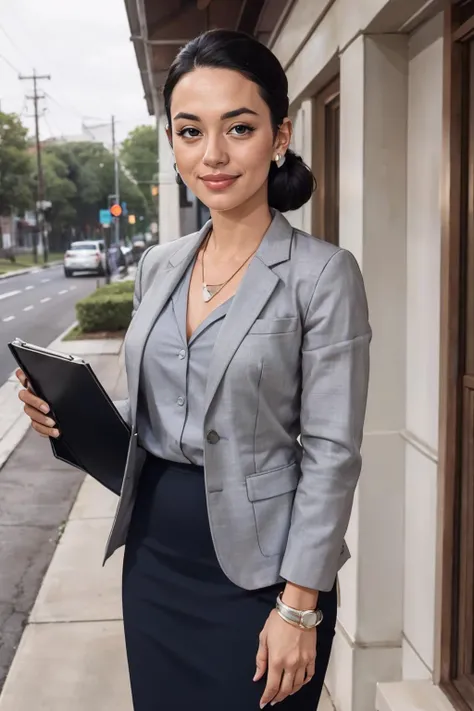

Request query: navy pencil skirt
[{"left": 122, "top": 455, "right": 337, "bottom": 711}]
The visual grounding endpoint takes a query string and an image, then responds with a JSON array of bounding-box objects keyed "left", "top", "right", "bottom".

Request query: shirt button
[
  {"left": 178, "top": 349, "right": 186, "bottom": 359},
  {"left": 177, "top": 396, "right": 185, "bottom": 406},
  {"left": 206, "top": 430, "right": 220, "bottom": 444}
]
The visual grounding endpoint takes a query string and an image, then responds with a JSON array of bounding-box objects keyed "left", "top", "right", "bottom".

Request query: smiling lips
[{"left": 199, "top": 173, "right": 240, "bottom": 190}]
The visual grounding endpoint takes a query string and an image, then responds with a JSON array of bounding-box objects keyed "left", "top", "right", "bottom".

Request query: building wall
[
  {"left": 403, "top": 12, "right": 443, "bottom": 678},
  {"left": 275, "top": 1, "right": 448, "bottom": 710}
]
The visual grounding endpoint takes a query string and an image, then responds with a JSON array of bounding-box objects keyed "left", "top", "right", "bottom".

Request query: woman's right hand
[{"left": 16, "top": 369, "right": 60, "bottom": 438}]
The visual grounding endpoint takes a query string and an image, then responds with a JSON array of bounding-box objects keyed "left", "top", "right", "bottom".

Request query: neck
[{"left": 207, "top": 191, "right": 272, "bottom": 256}]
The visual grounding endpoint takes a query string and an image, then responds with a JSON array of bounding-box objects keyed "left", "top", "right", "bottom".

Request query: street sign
[
  {"left": 36, "top": 200, "right": 52, "bottom": 210},
  {"left": 110, "top": 204, "right": 122, "bottom": 217},
  {"left": 121, "top": 201, "right": 128, "bottom": 216},
  {"left": 99, "top": 209, "right": 112, "bottom": 225}
]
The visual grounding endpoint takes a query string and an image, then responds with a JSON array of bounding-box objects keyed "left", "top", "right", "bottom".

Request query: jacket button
[{"left": 206, "top": 430, "right": 220, "bottom": 444}]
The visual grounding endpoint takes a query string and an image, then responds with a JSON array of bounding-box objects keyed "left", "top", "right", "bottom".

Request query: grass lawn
[
  {"left": 63, "top": 324, "right": 126, "bottom": 341},
  {"left": 0, "top": 252, "right": 64, "bottom": 275}
]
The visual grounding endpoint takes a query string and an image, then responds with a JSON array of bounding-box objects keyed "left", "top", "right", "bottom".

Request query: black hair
[{"left": 163, "top": 29, "right": 316, "bottom": 213}]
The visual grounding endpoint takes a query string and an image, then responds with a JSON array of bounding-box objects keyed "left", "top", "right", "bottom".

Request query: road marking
[
  {"left": 2, "top": 316, "right": 15, "bottom": 322},
  {"left": 41, "top": 278, "right": 50, "bottom": 283},
  {"left": 25, "top": 285, "right": 34, "bottom": 290},
  {"left": 23, "top": 305, "right": 34, "bottom": 312},
  {"left": 0, "top": 290, "right": 21, "bottom": 301},
  {"left": 31, "top": 269, "right": 41, "bottom": 274},
  {"left": 58, "top": 289, "right": 68, "bottom": 295},
  {"left": 40, "top": 297, "right": 51, "bottom": 303}
]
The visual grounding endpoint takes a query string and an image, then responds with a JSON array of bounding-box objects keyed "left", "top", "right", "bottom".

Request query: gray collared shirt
[{"left": 137, "top": 257, "right": 233, "bottom": 465}]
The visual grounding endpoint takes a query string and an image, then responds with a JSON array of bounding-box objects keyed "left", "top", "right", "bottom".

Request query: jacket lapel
[
  {"left": 128, "top": 222, "right": 211, "bottom": 421},
  {"left": 204, "top": 210, "right": 294, "bottom": 415}
]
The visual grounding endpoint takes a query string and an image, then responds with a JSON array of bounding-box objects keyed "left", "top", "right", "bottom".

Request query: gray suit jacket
[{"left": 107, "top": 210, "right": 371, "bottom": 592}]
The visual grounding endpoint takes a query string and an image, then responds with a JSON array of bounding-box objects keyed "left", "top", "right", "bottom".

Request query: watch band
[{"left": 275, "top": 593, "right": 323, "bottom": 630}]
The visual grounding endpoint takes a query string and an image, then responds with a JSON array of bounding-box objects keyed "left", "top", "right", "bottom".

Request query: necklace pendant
[{"left": 202, "top": 284, "right": 213, "bottom": 302}]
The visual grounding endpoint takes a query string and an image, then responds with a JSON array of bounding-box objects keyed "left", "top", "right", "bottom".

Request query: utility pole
[
  {"left": 19, "top": 70, "right": 51, "bottom": 264},
  {"left": 111, "top": 115, "right": 120, "bottom": 245}
]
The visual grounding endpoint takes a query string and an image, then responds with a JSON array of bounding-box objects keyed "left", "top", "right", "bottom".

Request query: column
[
  {"left": 158, "top": 112, "right": 181, "bottom": 244},
  {"left": 325, "top": 34, "right": 409, "bottom": 711}
]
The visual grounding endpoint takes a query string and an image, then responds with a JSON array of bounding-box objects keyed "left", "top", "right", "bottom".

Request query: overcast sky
[{"left": 0, "top": 0, "right": 154, "bottom": 144}]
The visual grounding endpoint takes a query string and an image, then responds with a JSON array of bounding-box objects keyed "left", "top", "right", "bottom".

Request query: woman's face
[{"left": 167, "top": 67, "right": 291, "bottom": 213}]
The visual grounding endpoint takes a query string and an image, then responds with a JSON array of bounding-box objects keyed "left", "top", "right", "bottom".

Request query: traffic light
[{"left": 151, "top": 185, "right": 159, "bottom": 197}]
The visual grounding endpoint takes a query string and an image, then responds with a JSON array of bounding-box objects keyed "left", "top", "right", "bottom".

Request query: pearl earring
[{"left": 275, "top": 153, "right": 286, "bottom": 168}]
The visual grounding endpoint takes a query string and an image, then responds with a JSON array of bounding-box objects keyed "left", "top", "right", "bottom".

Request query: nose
[{"left": 202, "top": 133, "right": 228, "bottom": 168}]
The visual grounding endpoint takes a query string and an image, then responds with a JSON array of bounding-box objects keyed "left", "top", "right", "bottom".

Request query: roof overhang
[{"left": 124, "top": 0, "right": 294, "bottom": 116}]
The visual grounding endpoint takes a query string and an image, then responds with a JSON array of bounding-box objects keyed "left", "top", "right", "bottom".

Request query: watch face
[{"left": 302, "top": 611, "right": 318, "bottom": 628}]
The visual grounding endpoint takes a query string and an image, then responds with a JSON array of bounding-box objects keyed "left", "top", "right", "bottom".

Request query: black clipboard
[{"left": 8, "top": 338, "right": 131, "bottom": 495}]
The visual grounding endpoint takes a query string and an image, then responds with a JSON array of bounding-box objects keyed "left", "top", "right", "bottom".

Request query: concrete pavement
[
  {"left": 0, "top": 339, "right": 128, "bottom": 697},
  {"left": 0, "top": 334, "right": 132, "bottom": 709}
]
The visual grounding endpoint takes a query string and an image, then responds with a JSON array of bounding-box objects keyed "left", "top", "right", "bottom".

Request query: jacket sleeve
[
  {"left": 279, "top": 248, "right": 371, "bottom": 591},
  {"left": 112, "top": 247, "right": 152, "bottom": 427}
]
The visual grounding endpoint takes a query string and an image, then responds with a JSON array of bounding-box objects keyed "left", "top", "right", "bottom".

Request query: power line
[
  {"left": 42, "top": 113, "right": 56, "bottom": 140},
  {"left": 44, "top": 90, "right": 87, "bottom": 120},
  {"left": 0, "top": 22, "right": 31, "bottom": 65},
  {"left": 43, "top": 111, "right": 67, "bottom": 140},
  {"left": 0, "top": 20, "right": 87, "bottom": 122},
  {"left": 0, "top": 52, "right": 21, "bottom": 75}
]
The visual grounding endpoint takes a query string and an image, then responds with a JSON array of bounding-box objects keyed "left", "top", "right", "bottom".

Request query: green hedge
[
  {"left": 76, "top": 281, "right": 134, "bottom": 332},
  {"left": 97, "top": 281, "right": 134, "bottom": 296}
]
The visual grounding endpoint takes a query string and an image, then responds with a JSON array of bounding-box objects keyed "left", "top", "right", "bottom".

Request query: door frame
[
  {"left": 311, "top": 76, "right": 340, "bottom": 244},
  {"left": 437, "top": 2, "right": 474, "bottom": 707}
]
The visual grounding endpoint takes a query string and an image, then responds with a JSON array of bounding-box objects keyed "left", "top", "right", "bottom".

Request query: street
[{"left": 0, "top": 266, "right": 100, "bottom": 386}]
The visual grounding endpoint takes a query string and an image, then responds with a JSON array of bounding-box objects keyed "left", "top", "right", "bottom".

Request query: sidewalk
[
  {"left": 0, "top": 338, "right": 132, "bottom": 710},
  {"left": 0, "top": 260, "right": 62, "bottom": 280},
  {"left": 0, "top": 327, "right": 334, "bottom": 711}
]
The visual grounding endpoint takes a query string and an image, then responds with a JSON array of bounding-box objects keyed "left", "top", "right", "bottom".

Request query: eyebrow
[{"left": 173, "top": 107, "right": 259, "bottom": 122}]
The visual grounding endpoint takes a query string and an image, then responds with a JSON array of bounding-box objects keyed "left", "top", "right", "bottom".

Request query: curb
[
  {"left": 0, "top": 261, "right": 62, "bottom": 280},
  {"left": 48, "top": 322, "right": 124, "bottom": 356}
]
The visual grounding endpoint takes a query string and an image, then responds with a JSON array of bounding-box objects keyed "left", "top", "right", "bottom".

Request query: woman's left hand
[{"left": 254, "top": 609, "right": 316, "bottom": 707}]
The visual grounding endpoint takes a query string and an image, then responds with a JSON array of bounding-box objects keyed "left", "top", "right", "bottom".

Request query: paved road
[{"left": 0, "top": 267, "right": 100, "bottom": 386}]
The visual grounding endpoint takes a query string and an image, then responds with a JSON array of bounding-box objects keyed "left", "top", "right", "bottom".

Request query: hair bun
[{"left": 268, "top": 149, "right": 316, "bottom": 213}]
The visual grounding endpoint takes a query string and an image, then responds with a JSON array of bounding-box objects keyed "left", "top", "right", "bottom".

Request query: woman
[{"left": 17, "top": 29, "right": 370, "bottom": 711}]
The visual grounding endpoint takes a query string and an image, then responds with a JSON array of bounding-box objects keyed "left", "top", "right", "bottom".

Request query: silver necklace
[{"left": 201, "top": 230, "right": 260, "bottom": 303}]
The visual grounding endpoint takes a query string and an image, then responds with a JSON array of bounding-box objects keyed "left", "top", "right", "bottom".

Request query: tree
[
  {"left": 0, "top": 112, "right": 33, "bottom": 217},
  {"left": 120, "top": 125, "right": 158, "bottom": 215},
  {"left": 42, "top": 150, "right": 77, "bottom": 233},
  {"left": 43, "top": 140, "right": 149, "bottom": 244}
]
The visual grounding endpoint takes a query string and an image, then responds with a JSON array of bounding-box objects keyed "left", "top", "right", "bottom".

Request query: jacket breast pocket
[
  {"left": 248, "top": 317, "right": 299, "bottom": 335},
  {"left": 246, "top": 462, "right": 300, "bottom": 557}
]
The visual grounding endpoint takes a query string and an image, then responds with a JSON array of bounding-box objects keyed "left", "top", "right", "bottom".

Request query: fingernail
[
  {"left": 46, "top": 418, "right": 56, "bottom": 428},
  {"left": 40, "top": 404, "right": 50, "bottom": 414},
  {"left": 52, "top": 429, "right": 60, "bottom": 438},
  {"left": 260, "top": 705, "right": 267, "bottom": 709}
]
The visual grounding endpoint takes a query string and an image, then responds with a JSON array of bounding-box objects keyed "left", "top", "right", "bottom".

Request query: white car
[{"left": 63, "top": 240, "right": 107, "bottom": 277}]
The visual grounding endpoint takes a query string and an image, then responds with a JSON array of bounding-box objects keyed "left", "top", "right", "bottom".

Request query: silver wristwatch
[{"left": 275, "top": 593, "right": 323, "bottom": 630}]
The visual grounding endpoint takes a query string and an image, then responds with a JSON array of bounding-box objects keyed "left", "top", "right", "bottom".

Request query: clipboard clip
[{"left": 11, "top": 338, "right": 85, "bottom": 364}]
